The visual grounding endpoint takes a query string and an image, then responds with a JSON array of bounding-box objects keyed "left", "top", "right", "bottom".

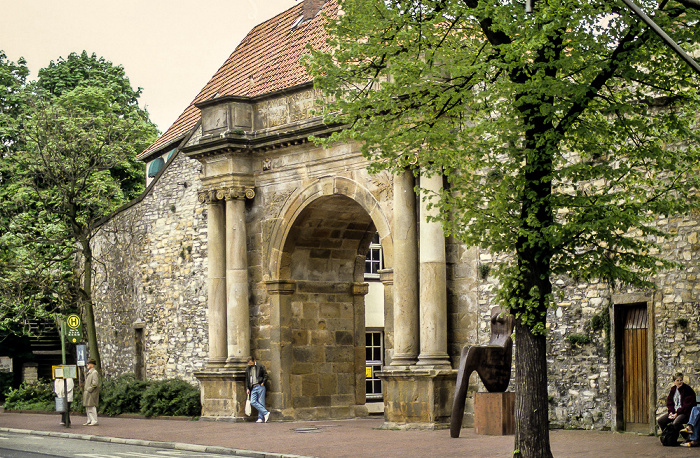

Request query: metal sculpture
[{"left": 450, "top": 306, "right": 515, "bottom": 438}]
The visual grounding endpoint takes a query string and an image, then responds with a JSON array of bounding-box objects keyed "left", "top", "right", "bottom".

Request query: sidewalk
[{"left": 0, "top": 411, "right": 697, "bottom": 457}]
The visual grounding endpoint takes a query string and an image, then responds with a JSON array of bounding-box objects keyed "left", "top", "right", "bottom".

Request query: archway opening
[{"left": 279, "top": 194, "right": 378, "bottom": 419}]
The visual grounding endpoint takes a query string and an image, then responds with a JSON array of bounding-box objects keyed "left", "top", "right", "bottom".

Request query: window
[
  {"left": 166, "top": 148, "right": 177, "bottom": 162},
  {"left": 364, "top": 233, "right": 383, "bottom": 280},
  {"left": 365, "top": 330, "right": 383, "bottom": 400},
  {"left": 147, "top": 157, "right": 165, "bottom": 178}
]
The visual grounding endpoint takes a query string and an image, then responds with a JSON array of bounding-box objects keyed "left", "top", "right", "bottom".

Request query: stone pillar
[
  {"left": 225, "top": 192, "right": 250, "bottom": 369},
  {"left": 390, "top": 169, "right": 419, "bottom": 367},
  {"left": 204, "top": 192, "right": 227, "bottom": 367},
  {"left": 417, "top": 171, "right": 450, "bottom": 367},
  {"left": 378, "top": 269, "right": 394, "bottom": 365},
  {"left": 352, "top": 281, "right": 370, "bottom": 409},
  {"left": 266, "top": 280, "right": 296, "bottom": 419}
]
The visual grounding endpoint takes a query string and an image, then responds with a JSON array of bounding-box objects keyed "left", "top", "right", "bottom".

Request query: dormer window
[{"left": 148, "top": 157, "right": 165, "bottom": 178}]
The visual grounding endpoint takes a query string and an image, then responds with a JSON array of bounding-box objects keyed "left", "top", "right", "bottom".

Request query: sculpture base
[{"left": 474, "top": 391, "right": 515, "bottom": 435}]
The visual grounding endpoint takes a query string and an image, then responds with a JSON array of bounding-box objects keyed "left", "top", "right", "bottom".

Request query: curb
[{"left": 0, "top": 427, "right": 315, "bottom": 458}]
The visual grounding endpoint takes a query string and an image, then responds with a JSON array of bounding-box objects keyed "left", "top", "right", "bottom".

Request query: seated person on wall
[
  {"left": 680, "top": 405, "right": 700, "bottom": 447},
  {"left": 657, "top": 372, "right": 697, "bottom": 434}
]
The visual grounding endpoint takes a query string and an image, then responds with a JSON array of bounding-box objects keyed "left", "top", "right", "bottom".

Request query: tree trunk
[
  {"left": 513, "top": 319, "right": 552, "bottom": 458},
  {"left": 80, "top": 238, "right": 101, "bottom": 369}
]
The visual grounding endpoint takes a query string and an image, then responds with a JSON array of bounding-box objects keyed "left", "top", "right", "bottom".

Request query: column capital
[
  {"left": 378, "top": 268, "right": 393, "bottom": 286},
  {"left": 265, "top": 280, "right": 297, "bottom": 296},
  {"left": 199, "top": 186, "right": 255, "bottom": 203},
  {"left": 351, "top": 282, "right": 370, "bottom": 296}
]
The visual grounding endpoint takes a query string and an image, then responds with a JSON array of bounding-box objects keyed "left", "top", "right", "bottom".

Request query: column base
[
  {"left": 389, "top": 353, "right": 417, "bottom": 369},
  {"left": 225, "top": 358, "right": 248, "bottom": 371},
  {"left": 377, "top": 368, "right": 457, "bottom": 429},
  {"left": 416, "top": 353, "right": 451, "bottom": 369},
  {"left": 194, "top": 370, "right": 246, "bottom": 420},
  {"left": 474, "top": 391, "right": 515, "bottom": 435},
  {"left": 206, "top": 357, "right": 227, "bottom": 369}
]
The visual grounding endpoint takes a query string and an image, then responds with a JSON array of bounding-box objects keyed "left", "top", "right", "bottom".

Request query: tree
[
  {"left": 306, "top": 1, "right": 700, "bottom": 456},
  {"left": 0, "top": 51, "right": 158, "bottom": 368},
  {"left": 9, "top": 87, "right": 157, "bottom": 369},
  {"left": 37, "top": 51, "right": 149, "bottom": 201},
  {"left": 0, "top": 53, "right": 65, "bottom": 338},
  {"left": 0, "top": 51, "right": 29, "bottom": 151}
]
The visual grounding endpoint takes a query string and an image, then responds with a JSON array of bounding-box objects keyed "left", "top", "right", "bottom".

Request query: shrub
[
  {"left": 2, "top": 375, "right": 201, "bottom": 418},
  {"left": 4, "top": 380, "right": 54, "bottom": 411},
  {"left": 99, "top": 373, "right": 148, "bottom": 416},
  {"left": 0, "top": 372, "right": 15, "bottom": 402},
  {"left": 140, "top": 379, "right": 201, "bottom": 417}
]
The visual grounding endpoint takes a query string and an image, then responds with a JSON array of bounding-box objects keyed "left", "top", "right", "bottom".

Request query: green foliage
[
  {"left": 0, "top": 372, "right": 15, "bottom": 401},
  {"left": 0, "top": 50, "right": 158, "bottom": 357},
  {"left": 3, "top": 380, "right": 54, "bottom": 411},
  {"left": 589, "top": 309, "right": 608, "bottom": 332},
  {"left": 139, "top": 379, "right": 201, "bottom": 418},
  {"left": 2, "top": 376, "right": 200, "bottom": 418},
  {"left": 567, "top": 333, "right": 592, "bottom": 347},
  {"left": 478, "top": 263, "right": 491, "bottom": 280},
  {"left": 589, "top": 308, "right": 611, "bottom": 354},
  {"left": 306, "top": 2, "right": 700, "bottom": 453},
  {"left": 306, "top": 0, "right": 700, "bottom": 335},
  {"left": 99, "top": 374, "right": 148, "bottom": 416},
  {"left": 0, "top": 51, "right": 29, "bottom": 151},
  {"left": 37, "top": 51, "right": 142, "bottom": 112}
]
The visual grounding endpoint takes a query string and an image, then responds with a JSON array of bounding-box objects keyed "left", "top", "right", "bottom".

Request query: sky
[{"left": 1, "top": 0, "right": 300, "bottom": 132}]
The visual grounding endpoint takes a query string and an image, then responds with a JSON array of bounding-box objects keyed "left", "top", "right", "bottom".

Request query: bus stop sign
[{"left": 65, "top": 314, "right": 82, "bottom": 343}]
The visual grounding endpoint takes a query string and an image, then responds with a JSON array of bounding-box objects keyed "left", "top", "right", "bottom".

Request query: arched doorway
[{"left": 266, "top": 180, "right": 392, "bottom": 420}]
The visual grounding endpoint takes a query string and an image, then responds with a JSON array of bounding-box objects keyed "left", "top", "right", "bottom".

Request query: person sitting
[
  {"left": 680, "top": 405, "right": 700, "bottom": 447},
  {"left": 657, "top": 372, "right": 697, "bottom": 436}
]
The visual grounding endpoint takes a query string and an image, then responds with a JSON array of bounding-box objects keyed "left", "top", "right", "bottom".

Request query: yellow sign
[
  {"left": 52, "top": 365, "right": 77, "bottom": 379},
  {"left": 66, "top": 314, "right": 81, "bottom": 329},
  {"left": 365, "top": 366, "right": 372, "bottom": 378}
]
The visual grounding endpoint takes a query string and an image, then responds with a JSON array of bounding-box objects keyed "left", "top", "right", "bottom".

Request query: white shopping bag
[{"left": 245, "top": 394, "right": 252, "bottom": 416}]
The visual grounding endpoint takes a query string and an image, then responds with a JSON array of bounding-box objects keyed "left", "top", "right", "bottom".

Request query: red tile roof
[{"left": 139, "top": 0, "right": 337, "bottom": 159}]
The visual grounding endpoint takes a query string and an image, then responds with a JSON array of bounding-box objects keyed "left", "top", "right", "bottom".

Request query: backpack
[{"left": 660, "top": 425, "right": 680, "bottom": 446}]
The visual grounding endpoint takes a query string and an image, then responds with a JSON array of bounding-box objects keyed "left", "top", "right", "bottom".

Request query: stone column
[
  {"left": 378, "top": 268, "right": 394, "bottom": 365},
  {"left": 417, "top": 171, "right": 450, "bottom": 367},
  {"left": 266, "top": 280, "right": 296, "bottom": 415},
  {"left": 352, "top": 281, "right": 370, "bottom": 410},
  {"left": 225, "top": 190, "right": 250, "bottom": 369},
  {"left": 203, "top": 191, "right": 227, "bottom": 367},
  {"left": 390, "top": 170, "right": 419, "bottom": 367}
]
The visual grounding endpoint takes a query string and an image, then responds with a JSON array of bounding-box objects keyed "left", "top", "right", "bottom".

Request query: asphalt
[{"left": 1, "top": 411, "right": 699, "bottom": 457}]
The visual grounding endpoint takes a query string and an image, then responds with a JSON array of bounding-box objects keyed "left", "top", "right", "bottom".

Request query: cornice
[{"left": 181, "top": 118, "right": 343, "bottom": 161}]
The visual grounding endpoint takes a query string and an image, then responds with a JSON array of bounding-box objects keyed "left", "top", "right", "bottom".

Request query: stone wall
[
  {"left": 92, "top": 150, "right": 208, "bottom": 382},
  {"left": 475, "top": 211, "right": 700, "bottom": 431},
  {"left": 648, "top": 213, "right": 700, "bottom": 409}
]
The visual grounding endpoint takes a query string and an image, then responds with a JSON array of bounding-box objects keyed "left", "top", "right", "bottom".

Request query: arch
[
  {"left": 266, "top": 176, "right": 393, "bottom": 282},
  {"left": 264, "top": 176, "right": 394, "bottom": 420}
]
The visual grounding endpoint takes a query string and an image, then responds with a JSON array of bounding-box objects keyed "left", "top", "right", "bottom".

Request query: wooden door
[{"left": 622, "top": 305, "right": 649, "bottom": 431}]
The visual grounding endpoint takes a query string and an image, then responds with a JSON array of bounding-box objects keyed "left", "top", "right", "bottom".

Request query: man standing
[
  {"left": 245, "top": 357, "right": 270, "bottom": 423},
  {"left": 83, "top": 358, "right": 100, "bottom": 426}
]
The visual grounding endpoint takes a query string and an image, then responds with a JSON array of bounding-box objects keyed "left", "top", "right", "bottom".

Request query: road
[{"left": 0, "top": 431, "right": 238, "bottom": 458}]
